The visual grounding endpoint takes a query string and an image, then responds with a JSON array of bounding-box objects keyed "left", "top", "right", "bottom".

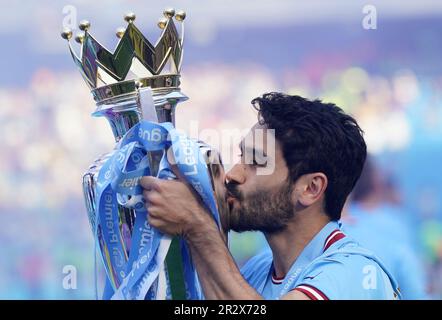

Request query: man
[{"left": 141, "top": 92, "right": 401, "bottom": 300}]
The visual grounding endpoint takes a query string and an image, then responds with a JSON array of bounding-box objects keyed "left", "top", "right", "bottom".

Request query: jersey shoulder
[{"left": 294, "top": 241, "right": 400, "bottom": 300}]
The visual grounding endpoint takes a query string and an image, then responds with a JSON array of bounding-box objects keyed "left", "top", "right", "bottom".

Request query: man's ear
[{"left": 293, "top": 173, "right": 328, "bottom": 207}]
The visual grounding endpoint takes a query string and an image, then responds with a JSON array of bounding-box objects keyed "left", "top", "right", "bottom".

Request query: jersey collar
[{"left": 271, "top": 220, "right": 345, "bottom": 283}]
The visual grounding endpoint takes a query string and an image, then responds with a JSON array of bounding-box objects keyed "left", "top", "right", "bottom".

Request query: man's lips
[{"left": 226, "top": 195, "right": 237, "bottom": 211}]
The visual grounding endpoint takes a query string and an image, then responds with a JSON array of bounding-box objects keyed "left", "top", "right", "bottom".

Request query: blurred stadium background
[{"left": 0, "top": 0, "right": 441, "bottom": 299}]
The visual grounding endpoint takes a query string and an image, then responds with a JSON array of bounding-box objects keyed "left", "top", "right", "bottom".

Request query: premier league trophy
[{"left": 61, "top": 9, "right": 221, "bottom": 300}]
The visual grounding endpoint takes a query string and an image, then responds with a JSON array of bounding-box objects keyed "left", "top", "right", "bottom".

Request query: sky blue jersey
[
  {"left": 342, "top": 203, "right": 428, "bottom": 299},
  {"left": 240, "top": 221, "right": 401, "bottom": 300}
]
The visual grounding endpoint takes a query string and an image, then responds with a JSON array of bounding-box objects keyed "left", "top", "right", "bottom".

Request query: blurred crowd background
[{"left": 0, "top": 0, "right": 441, "bottom": 299}]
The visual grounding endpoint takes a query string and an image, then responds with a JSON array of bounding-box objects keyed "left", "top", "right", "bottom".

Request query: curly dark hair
[{"left": 251, "top": 92, "right": 367, "bottom": 221}]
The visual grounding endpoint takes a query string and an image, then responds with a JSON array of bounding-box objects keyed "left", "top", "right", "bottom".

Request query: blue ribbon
[{"left": 93, "top": 120, "right": 220, "bottom": 299}]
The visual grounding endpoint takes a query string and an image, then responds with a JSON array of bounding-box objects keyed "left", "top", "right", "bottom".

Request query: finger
[
  {"left": 140, "top": 176, "right": 162, "bottom": 191},
  {"left": 143, "top": 189, "right": 162, "bottom": 204},
  {"left": 147, "top": 207, "right": 160, "bottom": 218},
  {"left": 143, "top": 190, "right": 158, "bottom": 208},
  {"left": 144, "top": 202, "right": 160, "bottom": 216},
  {"left": 148, "top": 215, "right": 164, "bottom": 229}
]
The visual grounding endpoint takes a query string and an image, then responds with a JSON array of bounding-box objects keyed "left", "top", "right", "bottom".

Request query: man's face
[{"left": 223, "top": 122, "right": 296, "bottom": 234}]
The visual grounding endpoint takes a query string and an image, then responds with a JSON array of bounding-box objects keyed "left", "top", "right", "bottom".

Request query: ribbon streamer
[{"left": 93, "top": 120, "right": 220, "bottom": 299}]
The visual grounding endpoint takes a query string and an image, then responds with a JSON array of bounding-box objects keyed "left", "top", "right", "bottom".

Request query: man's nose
[{"left": 226, "top": 163, "right": 246, "bottom": 185}]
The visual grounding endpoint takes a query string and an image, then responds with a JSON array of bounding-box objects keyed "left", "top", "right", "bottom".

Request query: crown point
[
  {"left": 157, "top": 17, "right": 168, "bottom": 29},
  {"left": 116, "top": 27, "right": 125, "bottom": 39},
  {"left": 61, "top": 28, "right": 73, "bottom": 40},
  {"left": 163, "top": 8, "right": 175, "bottom": 19},
  {"left": 79, "top": 20, "right": 91, "bottom": 32},
  {"left": 175, "top": 10, "right": 186, "bottom": 22},
  {"left": 134, "top": 80, "right": 143, "bottom": 89},
  {"left": 124, "top": 12, "right": 136, "bottom": 23},
  {"left": 75, "top": 32, "right": 85, "bottom": 44}
]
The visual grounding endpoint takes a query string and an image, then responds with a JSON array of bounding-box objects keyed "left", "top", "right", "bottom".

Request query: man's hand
[
  {"left": 140, "top": 176, "right": 309, "bottom": 300},
  {"left": 140, "top": 176, "right": 212, "bottom": 237}
]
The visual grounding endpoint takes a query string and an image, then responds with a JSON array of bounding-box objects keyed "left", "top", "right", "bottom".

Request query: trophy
[{"left": 61, "top": 8, "right": 222, "bottom": 299}]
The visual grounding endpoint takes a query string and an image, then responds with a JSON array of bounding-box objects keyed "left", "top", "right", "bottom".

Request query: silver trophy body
[
  {"left": 82, "top": 89, "right": 186, "bottom": 252},
  {"left": 81, "top": 85, "right": 221, "bottom": 300}
]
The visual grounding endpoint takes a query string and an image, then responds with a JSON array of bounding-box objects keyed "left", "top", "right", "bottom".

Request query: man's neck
[{"left": 264, "top": 211, "right": 330, "bottom": 279}]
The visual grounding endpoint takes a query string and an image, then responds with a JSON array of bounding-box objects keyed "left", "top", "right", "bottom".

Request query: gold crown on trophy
[{"left": 61, "top": 8, "right": 186, "bottom": 103}]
